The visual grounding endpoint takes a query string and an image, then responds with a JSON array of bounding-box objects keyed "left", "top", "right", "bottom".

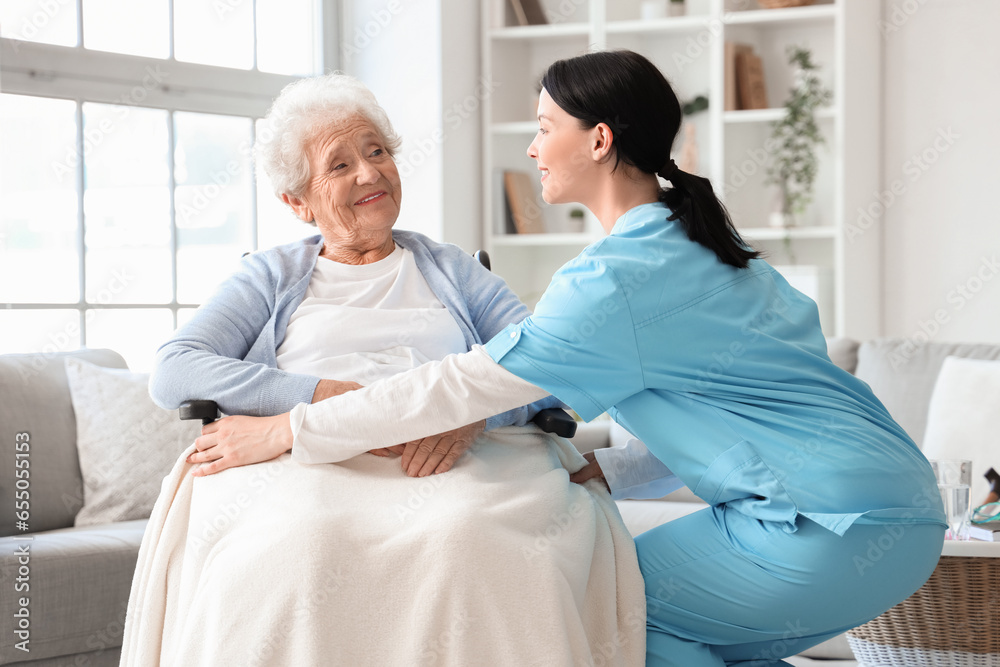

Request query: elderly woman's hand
[
  {"left": 187, "top": 414, "right": 293, "bottom": 477},
  {"left": 400, "top": 420, "right": 486, "bottom": 477},
  {"left": 312, "top": 379, "right": 364, "bottom": 403}
]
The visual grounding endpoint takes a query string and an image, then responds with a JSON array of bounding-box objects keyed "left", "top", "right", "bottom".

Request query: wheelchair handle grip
[
  {"left": 531, "top": 408, "right": 577, "bottom": 439},
  {"left": 179, "top": 400, "right": 220, "bottom": 426}
]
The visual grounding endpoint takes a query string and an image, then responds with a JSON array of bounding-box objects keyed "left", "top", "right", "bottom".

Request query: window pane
[
  {"left": 174, "top": 111, "right": 254, "bottom": 304},
  {"left": 173, "top": 0, "right": 253, "bottom": 70},
  {"left": 83, "top": 103, "right": 171, "bottom": 304},
  {"left": 255, "top": 172, "right": 316, "bottom": 250},
  {"left": 0, "top": 310, "right": 80, "bottom": 355},
  {"left": 256, "top": 0, "right": 320, "bottom": 76},
  {"left": 0, "top": 0, "right": 78, "bottom": 46},
  {"left": 254, "top": 119, "right": 318, "bottom": 250},
  {"left": 82, "top": 0, "right": 168, "bottom": 58},
  {"left": 0, "top": 94, "right": 80, "bottom": 303},
  {"left": 85, "top": 308, "right": 173, "bottom": 372}
]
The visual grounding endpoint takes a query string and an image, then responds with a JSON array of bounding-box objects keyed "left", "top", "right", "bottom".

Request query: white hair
[{"left": 254, "top": 72, "right": 402, "bottom": 202}]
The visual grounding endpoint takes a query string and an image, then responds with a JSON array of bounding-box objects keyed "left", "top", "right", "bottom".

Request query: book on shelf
[
  {"left": 724, "top": 42, "right": 748, "bottom": 111},
  {"left": 508, "top": 0, "right": 548, "bottom": 26},
  {"left": 968, "top": 524, "right": 1000, "bottom": 542},
  {"left": 726, "top": 42, "right": 769, "bottom": 111},
  {"left": 503, "top": 171, "right": 545, "bottom": 234}
]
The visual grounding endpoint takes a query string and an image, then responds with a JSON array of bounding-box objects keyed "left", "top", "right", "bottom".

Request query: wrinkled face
[
  {"left": 289, "top": 116, "right": 402, "bottom": 240},
  {"left": 526, "top": 88, "right": 594, "bottom": 205}
]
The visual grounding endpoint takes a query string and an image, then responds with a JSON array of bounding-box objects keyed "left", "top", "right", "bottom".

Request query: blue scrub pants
[{"left": 637, "top": 504, "right": 945, "bottom": 666}]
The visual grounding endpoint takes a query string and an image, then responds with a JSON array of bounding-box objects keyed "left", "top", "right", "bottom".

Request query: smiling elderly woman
[
  {"left": 118, "top": 73, "right": 645, "bottom": 666},
  {"left": 149, "top": 72, "right": 549, "bottom": 475}
]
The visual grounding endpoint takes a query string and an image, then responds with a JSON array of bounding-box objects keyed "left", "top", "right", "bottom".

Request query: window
[{"left": 0, "top": 0, "right": 337, "bottom": 371}]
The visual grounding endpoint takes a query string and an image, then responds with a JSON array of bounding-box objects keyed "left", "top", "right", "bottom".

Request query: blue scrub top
[{"left": 485, "top": 202, "right": 947, "bottom": 536}]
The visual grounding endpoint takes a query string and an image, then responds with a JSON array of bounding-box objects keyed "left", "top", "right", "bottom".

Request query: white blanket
[{"left": 120, "top": 425, "right": 646, "bottom": 666}]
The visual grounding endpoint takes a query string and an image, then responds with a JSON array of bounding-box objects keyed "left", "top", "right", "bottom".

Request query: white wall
[
  {"left": 438, "top": 0, "right": 483, "bottom": 253},
  {"left": 340, "top": 0, "right": 443, "bottom": 241},
  {"left": 880, "top": 0, "right": 1000, "bottom": 344},
  {"left": 340, "top": 0, "right": 482, "bottom": 253}
]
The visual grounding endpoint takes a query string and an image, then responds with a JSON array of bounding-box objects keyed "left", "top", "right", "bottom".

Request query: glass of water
[{"left": 931, "top": 459, "right": 973, "bottom": 540}]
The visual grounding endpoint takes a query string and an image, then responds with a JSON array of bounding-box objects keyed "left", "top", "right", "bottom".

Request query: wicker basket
[
  {"left": 847, "top": 555, "right": 1000, "bottom": 666},
  {"left": 757, "top": 0, "right": 815, "bottom": 8}
]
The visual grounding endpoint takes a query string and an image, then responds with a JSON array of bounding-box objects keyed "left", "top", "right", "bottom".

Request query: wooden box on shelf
[
  {"left": 508, "top": 0, "right": 548, "bottom": 26},
  {"left": 503, "top": 171, "right": 545, "bottom": 234},
  {"left": 726, "top": 42, "right": 769, "bottom": 111},
  {"left": 758, "top": 0, "right": 815, "bottom": 9}
]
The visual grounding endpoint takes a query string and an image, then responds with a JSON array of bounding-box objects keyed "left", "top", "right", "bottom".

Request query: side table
[{"left": 847, "top": 540, "right": 1000, "bottom": 666}]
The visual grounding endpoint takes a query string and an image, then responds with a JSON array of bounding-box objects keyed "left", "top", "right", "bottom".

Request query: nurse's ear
[{"left": 589, "top": 122, "right": 615, "bottom": 165}]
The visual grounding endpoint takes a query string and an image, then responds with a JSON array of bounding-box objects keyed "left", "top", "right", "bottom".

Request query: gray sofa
[
  {"left": 2, "top": 339, "right": 999, "bottom": 665},
  {"left": 1, "top": 349, "right": 145, "bottom": 667}
]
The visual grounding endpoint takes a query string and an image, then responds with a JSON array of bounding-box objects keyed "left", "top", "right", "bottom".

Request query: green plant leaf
[{"left": 766, "top": 46, "right": 832, "bottom": 217}]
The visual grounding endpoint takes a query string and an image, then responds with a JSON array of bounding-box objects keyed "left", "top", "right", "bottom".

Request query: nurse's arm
[{"left": 288, "top": 346, "right": 550, "bottom": 465}]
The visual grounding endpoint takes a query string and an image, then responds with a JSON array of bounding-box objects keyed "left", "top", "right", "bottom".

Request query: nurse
[{"left": 192, "top": 50, "right": 947, "bottom": 666}]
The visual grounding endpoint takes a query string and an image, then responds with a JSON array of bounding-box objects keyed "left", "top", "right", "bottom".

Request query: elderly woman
[{"left": 119, "top": 74, "right": 645, "bottom": 666}]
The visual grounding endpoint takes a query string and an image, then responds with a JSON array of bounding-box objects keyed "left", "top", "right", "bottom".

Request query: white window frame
[{"left": 0, "top": 0, "right": 339, "bottom": 344}]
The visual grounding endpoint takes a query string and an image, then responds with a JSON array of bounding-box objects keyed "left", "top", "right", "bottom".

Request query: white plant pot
[
  {"left": 769, "top": 211, "right": 794, "bottom": 228},
  {"left": 640, "top": 1, "right": 670, "bottom": 19}
]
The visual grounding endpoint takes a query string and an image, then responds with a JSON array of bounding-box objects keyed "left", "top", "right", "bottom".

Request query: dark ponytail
[{"left": 541, "top": 50, "right": 760, "bottom": 269}]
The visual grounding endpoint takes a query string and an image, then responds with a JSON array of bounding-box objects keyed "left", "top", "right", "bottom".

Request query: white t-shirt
[{"left": 275, "top": 244, "right": 467, "bottom": 386}]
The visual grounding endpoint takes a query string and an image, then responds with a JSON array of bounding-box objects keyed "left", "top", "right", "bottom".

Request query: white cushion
[
  {"left": 659, "top": 485, "right": 704, "bottom": 504},
  {"left": 614, "top": 500, "right": 706, "bottom": 537},
  {"left": 65, "top": 357, "right": 201, "bottom": 526},
  {"left": 855, "top": 339, "right": 1000, "bottom": 449},
  {"left": 921, "top": 356, "right": 1000, "bottom": 506}
]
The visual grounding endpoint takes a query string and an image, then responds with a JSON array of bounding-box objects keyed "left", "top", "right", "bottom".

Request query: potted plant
[
  {"left": 681, "top": 94, "right": 708, "bottom": 116},
  {"left": 766, "top": 46, "right": 831, "bottom": 233}
]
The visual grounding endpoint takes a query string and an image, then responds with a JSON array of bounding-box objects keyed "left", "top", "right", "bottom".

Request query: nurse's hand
[
  {"left": 368, "top": 445, "right": 406, "bottom": 457},
  {"left": 188, "top": 414, "right": 293, "bottom": 476},
  {"left": 570, "top": 451, "right": 610, "bottom": 492},
  {"left": 400, "top": 420, "right": 486, "bottom": 477}
]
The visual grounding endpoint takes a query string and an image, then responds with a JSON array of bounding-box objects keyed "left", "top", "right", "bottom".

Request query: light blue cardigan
[{"left": 148, "top": 229, "right": 562, "bottom": 431}]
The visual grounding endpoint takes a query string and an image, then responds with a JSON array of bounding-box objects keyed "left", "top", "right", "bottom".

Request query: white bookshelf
[{"left": 481, "top": 0, "right": 883, "bottom": 339}]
